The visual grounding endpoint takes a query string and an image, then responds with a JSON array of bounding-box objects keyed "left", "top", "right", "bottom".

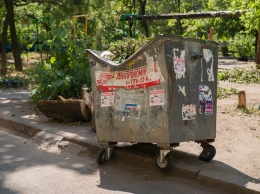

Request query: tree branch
[
  {"left": 122, "top": 10, "right": 247, "bottom": 21},
  {"left": 13, "top": 0, "right": 65, "bottom": 7}
]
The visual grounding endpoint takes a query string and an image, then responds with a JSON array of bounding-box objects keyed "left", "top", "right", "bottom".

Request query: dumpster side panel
[
  {"left": 89, "top": 35, "right": 218, "bottom": 146},
  {"left": 89, "top": 56, "right": 114, "bottom": 144},
  {"left": 165, "top": 38, "right": 218, "bottom": 143},
  {"left": 89, "top": 41, "right": 171, "bottom": 144}
]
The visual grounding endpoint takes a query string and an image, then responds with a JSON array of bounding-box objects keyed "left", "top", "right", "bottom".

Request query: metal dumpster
[{"left": 87, "top": 34, "right": 218, "bottom": 171}]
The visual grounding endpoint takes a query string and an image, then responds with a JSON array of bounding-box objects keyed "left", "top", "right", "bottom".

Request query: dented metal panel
[{"left": 87, "top": 34, "right": 218, "bottom": 146}]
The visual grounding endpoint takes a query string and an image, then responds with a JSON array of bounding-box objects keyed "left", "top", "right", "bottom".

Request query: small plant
[
  {"left": 218, "top": 66, "right": 260, "bottom": 84},
  {"left": 29, "top": 28, "right": 92, "bottom": 103},
  {"left": 217, "top": 86, "right": 238, "bottom": 99},
  {"left": 107, "top": 37, "right": 150, "bottom": 63},
  {"left": 239, "top": 103, "right": 260, "bottom": 116}
]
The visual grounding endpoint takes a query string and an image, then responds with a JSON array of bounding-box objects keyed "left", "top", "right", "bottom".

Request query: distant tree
[
  {"left": 232, "top": 0, "right": 260, "bottom": 67},
  {"left": 0, "top": 0, "right": 64, "bottom": 74},
  {"left": 1, "top": 0, "right": 22, "bottom": 74},
  {"left": 0, "top": 1, "right": 8, "bottom": 75},
  {"left": 5, "top": 0, "right": 23, "bottom": 71}
]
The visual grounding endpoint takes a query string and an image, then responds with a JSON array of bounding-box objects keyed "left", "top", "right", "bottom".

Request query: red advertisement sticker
[
  {"left": 150, "top": 89, "right": 164, "bottom": 106},
  {"left": 95, "top": 62, "right": 164, "bottom": 92}
]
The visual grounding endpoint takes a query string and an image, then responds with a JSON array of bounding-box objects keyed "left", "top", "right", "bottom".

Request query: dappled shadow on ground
[
  {"left": 97, "top": 143, "right": 260, "bottom": 194},
  {"left": 218, "top": 58, "right": 255, "bottom": 71},
  {"left": 0, "top": 129, "right": 97, "bottom": 194}
]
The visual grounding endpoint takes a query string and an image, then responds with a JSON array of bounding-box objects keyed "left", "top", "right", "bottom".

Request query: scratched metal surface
[{"left": 87, "top": 35, "right": 218, "bottom": 147}]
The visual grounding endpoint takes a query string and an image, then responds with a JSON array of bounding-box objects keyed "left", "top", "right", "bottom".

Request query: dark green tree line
[{"left": 1, "top": 0, "right": 259, "bottom": 75}]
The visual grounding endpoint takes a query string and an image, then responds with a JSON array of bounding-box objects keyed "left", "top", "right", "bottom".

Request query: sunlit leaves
[{"left": 29, "top": 27, "right": 92, "bottom": 102}]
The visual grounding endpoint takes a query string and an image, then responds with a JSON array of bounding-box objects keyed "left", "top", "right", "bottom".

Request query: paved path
[{"left": 0, "top": 88, "right": 259, "bottom": 194}]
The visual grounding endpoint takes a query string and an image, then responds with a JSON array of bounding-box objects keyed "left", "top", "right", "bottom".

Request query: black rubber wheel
[
  {"left": 155, "top": 152, "right": 173, "bottom": 172},
  {"left": 91, "top": 118, "right": 96, "bottom": 132},
  {"left": 96, "top": 148, "right": 107, "bottom": 165},
  {"left": 199, "top": 144, "right": 216, "bottom": 162}
]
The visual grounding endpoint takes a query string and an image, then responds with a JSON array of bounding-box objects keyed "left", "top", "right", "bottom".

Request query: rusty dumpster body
[{"left": 87, "top": 34, "right": 218, "bottom": 171}]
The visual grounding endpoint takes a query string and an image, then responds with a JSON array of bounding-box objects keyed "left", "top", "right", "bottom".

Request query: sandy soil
[{"left": 177, "top": 58, "right": 260, "bottom": 180}]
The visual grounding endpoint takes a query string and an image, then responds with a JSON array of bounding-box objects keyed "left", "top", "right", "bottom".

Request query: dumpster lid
[{"left": 86, "top": 34, "right": 218, "bottom": 67}]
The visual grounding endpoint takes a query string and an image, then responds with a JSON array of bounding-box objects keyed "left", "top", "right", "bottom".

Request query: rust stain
[
  {"left": 184, "top": 120, "right": 188, "bottom": 126},
  {"left": 168, "top": 66, "right": 174, "bottom": 109},
  {"left": 127, "top": 60, "right": 135, "bottom": 69}
]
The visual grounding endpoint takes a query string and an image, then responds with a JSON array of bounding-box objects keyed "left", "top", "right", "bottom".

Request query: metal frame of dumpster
[{"left": 87, "top": 34, "right": 218, "bottom": 171}]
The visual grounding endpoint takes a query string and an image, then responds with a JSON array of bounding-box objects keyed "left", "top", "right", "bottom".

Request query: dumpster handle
[{"left": 191, "top": 54, "right": 202, "bottom": 59}]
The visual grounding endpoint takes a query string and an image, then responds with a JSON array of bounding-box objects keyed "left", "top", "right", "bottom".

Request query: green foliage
[
  {"left": 232, "top": 0, "right": 260, "bottom": 32},
  {"left": 107, "top": 37, "right": 150, "bottom": 62},
  {"left": 3, "top": 0, "right": 260, "bottom": 100},
  {"left": 218, "top": 66, "right": 260, "bottom": 84},
  {"left": 217, "top": 86, "right": 238, "bottom": 99},
  {"left": 29, "top": 28, "right": 92, "bottom": 102},
  {"left": 228, "top": 33, "right": 255, "bottom": 59},
  {"left": 0, "top": 62, "right": 32, "bottom": 89},
  {"left": 240, "top": 104, "right": 260, "bottom": 115}
]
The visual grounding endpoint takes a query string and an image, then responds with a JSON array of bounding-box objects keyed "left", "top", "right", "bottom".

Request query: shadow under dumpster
[{"left": 97, "top": 143, "right": 260, "bottom": 194}]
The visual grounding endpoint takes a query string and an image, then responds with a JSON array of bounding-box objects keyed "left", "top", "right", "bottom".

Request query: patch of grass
[
  {"left": 239, "top": 103, "right": 260, "bottom": 116},
  {"left": 217, "top": 86, "right": 238, "bottom": 99},
  {"left": 218, "top": 65, "right": 260, "bottom": 84},
  {"left": 0, "top": 63, "right": 33, "bottom": 89}
]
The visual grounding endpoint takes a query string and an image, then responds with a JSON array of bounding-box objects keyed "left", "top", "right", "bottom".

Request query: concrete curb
[
  {"left": 0, "top": 116, "right": 41, "bottom": 137},
  {"left": 0, "top": 116, "right": 100, "bottom": 153},
  {"left": 0, "top": 115, "right": 259, "bottom": 194},
  {"left": 114, "top": 148, "right": 260, "bottom": 194}
]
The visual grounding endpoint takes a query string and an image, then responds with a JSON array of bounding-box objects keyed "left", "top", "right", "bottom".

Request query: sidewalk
[{"left": 0, "top": 88, "right": 259, "bottom": 194}]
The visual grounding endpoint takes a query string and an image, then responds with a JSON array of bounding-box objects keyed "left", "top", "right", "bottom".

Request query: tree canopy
[{"left": 1, "top": 0, "right": 260, "bottom": 75}]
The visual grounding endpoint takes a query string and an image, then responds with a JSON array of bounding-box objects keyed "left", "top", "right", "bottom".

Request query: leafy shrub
[
  {"left": 29, "top": 29, "right": 92, "bottom": 103},
  {"left": 218, "top": 66, "right": 260, "bottom": 84},
  {"left": 217, "top": 86, "right": 238, "bottom": 99},
  {"left": 228, "top": 33, "right": 255, "bottom": 60}
]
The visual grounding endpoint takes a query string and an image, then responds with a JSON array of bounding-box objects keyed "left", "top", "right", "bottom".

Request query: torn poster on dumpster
[
  {"left": 199, "top": 85, "right": 213, "bottom": 115},
  {"left": 182, "top": 104, "right": 196, "bottom": 120},
  {"left": 150, "top": 89, "right": 164, "bottom": 106},
  {"left": 124, "top": 103, "right": 139, "bottom": 111},
  {"left": 203, "top": 49, "right": 214, "bottom": 82},
  {"left": 122, "top": 103, "right": 140, "bottom": 122},
  {"left": 95, "top": 59, "right": 164, "bottom": 92},
  {"left": 100, "top": 92, "right": 114, "bottom": 107},
  {"left": 173, "top": 48, "right": 186, "bottom": 80}
]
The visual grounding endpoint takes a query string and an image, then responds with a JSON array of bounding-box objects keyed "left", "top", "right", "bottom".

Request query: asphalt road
[{"left": 0, "top": 127, "right": 226, "bottom": 194}]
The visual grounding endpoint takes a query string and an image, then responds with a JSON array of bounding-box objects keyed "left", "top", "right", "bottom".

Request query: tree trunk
[
  {"left": 147, "top": 20, "right": 152, "bottom": 38},
  {"left": 1, "top": 14, "right": 9, "bottom": 75},
  {"left": 138, "top": 0, "right": 148, "bottom": 37},
  {"left": 256, "top": 29, "right": 260, "bottom": 69},
  {"left": 237, "top": 91, "right": 246, "bottom": 109},
  {"left": 4, "top": 0, "right": 23, "bottom": 72},
  {"left": 177, "top": 0, "right": 182, "bottom": 35}
]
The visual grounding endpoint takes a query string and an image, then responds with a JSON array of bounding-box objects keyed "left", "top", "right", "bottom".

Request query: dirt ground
[
  {"left": 2, "top": 56, "right": 259, "bottom": 181},
  {"left": 177, "top": 58, "right": 260, "bottom": 180}
]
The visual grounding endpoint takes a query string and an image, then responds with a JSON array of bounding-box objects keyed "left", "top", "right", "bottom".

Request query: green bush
[
  {"left": 217, "top": 86, "right": 238, "bottom": 99},
  {"left": 29, "top": 29, "right": 92, "bottom": 103},
  {"left": 228, "top": 33, "right": 255, "bottom": 60}
]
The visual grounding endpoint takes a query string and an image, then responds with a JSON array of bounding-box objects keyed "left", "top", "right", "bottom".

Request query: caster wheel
[
  {"left": 155, "top": 152, "right": 173, "bottom": 172},
  {"left": 97, "top": 148, "right": 107, "bottom": 165},
  {"left": 199, "top": 144, "right": 216, "bottom": 162}
]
